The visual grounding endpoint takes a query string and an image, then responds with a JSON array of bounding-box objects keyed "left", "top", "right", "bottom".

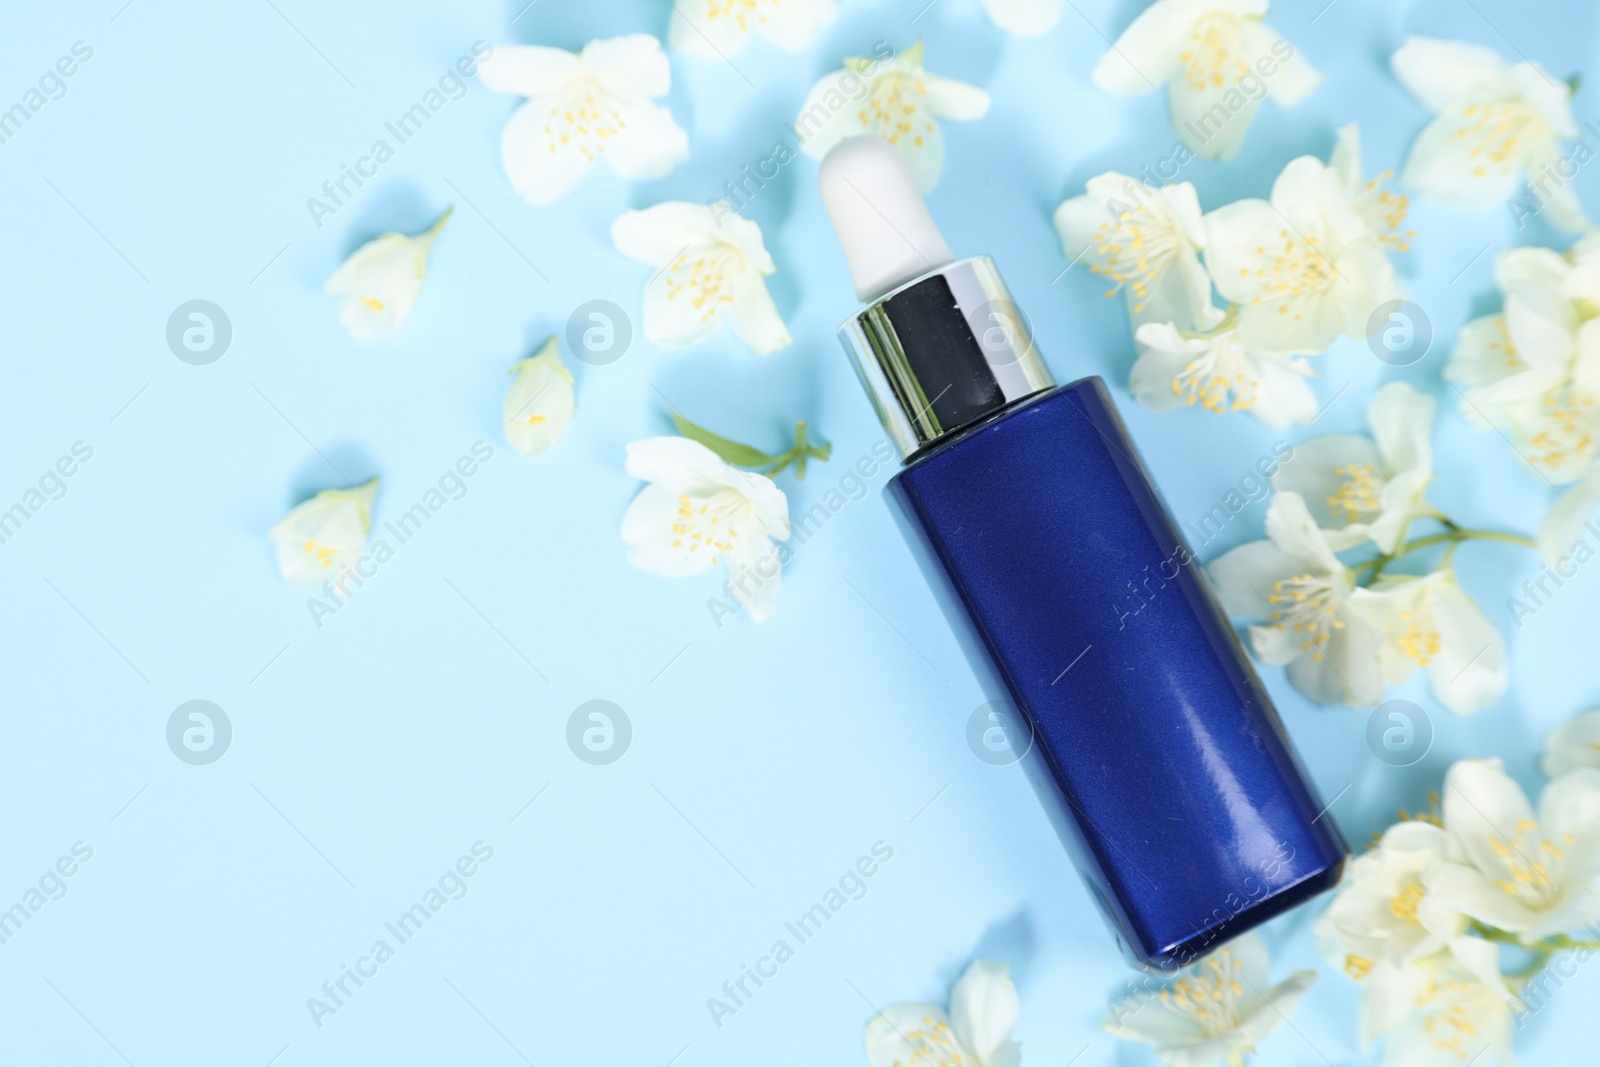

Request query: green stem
[
  {"left": 794, "top": 420, "right": 810, "bottom": 481},
  {"left": 1469, "top": 924, "right": 1600, "bottom": 982},
  {"left": 1395, "top": 531, "right": 1458, "bottom": 553},
  {"left": 1508, "top": 948, "right": 1553, "bottom": 979},
  {"left": 1441, "top": 539, "right": 1463, "bottom": 569},
  {"left": 1181, "top": 303, "right": 1240, "bottom": 340},
  {"left": 1472, "top": 923, "right": 1523, "bottom": 944},
  {"left": 1459, "top": 922, "right": 1600, "bottom": 986},
  {"left": 761, "top": 420, "right": 831, "bottom": 481},
  {"left": 416, "top": 207, "right": 453, "bottom": 257},
  {"left": 1503, "top": 936, "right": 1600, "bottom": 983},
  {"left": 1351, "top": 524, "right": 1535, "bottom": 585},
  {"left": 1543, "top": 935, "right": 1600, "bottom": 951},
  {"left": 1452, "top": 528, "right": 1538, "bottom": 548}
]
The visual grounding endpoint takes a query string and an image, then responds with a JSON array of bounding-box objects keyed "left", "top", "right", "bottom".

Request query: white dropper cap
[{"left": 819, "top": 137, "right": 955, "bottom": 303}]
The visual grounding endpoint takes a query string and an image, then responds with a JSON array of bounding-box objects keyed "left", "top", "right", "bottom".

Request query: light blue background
[{"left": 1, "top": 0, "right": 1597, "bottom": 1064}]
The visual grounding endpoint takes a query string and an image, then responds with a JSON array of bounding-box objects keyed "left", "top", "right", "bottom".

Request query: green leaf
[{"left": 670, "top": 412, "right": 781, "bottom": 468}]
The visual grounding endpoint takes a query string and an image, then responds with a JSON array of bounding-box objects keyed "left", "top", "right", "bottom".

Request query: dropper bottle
[{"left": 820, "top": 136, "right": 1347, "bottom": 968}]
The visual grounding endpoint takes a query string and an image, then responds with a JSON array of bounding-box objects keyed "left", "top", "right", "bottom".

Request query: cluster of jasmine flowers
[
  {"left": 1313, "top": 716, "right": 1600, "bottom": 1067},
  {"left": 263, "top": 1, "right": 1600, "bottom": 1063}
]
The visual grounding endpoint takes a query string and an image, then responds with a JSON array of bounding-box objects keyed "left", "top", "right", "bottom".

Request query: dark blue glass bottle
[{"left": 839, "top": 256, "right": 1347, "bottom": 969}]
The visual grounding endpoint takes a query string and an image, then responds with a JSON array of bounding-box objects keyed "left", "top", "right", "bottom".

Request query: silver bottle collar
[{"left": 838, "top": 256, "right": 1055, "bottom": 459}]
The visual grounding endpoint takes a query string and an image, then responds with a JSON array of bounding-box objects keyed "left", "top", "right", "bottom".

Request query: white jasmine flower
[
  {"left": 1544, "top": 707, "right": 1600, "bottom": 777},
  {"left": 1427, "top": 757, "right": 1600, "bottom": 941},
  {"left": 1328, "top": 123, "right": 1415, "bottom": 253},
  {"left": 1444, "top": 312, "right": 1518, "bottom": 414},
  {"left": 1129, "top": 321, "right": 1317, "bottom": 426},
  {"left": 1449, "top": 248, "right": 1577, "bottom": 416},
  {"left": 324, "top": 211, "right": 449, "bottom": 339},
  {"left": 866, "top": 959, "right": 1019, "bottom": 1067},
  {"left": 1349, "top": 570, "right": 1506, "bottom": 715},
  {"left": 797, "top": 42, "right": 991, "bottom": 191},
  {"left": 503, "top": 336, "right": 575, "bottom": 457},
  {"left": 1564, "top": 228, "right": 1600, "bottom": 307},
  {"left": 1362, "top": 939, "right": 1519, "bottom": 1067},
  {"left": 1270, "top": 381, "right": 1437, "bottom": 552},
  {"left": 269, "top": 478, "right": 378, "bottom": 587},
  {"left": 1103, "top": 933, "right": 1316, "bottom": 1067},
  {"left": 669, "top": 0, "right": 838, "bottom": 57},
  {"left": 1053, "top": 172, "right": 1221, "bottom": 330},
  {"left": 1209, "top": 491, "right": 1386, "bottom": 707},
  {"left": 1539, "top": 463, "right": 1600, "bottom": 563},
  {"left": 1392, "top": 35, "right": 1586, "bottom": 231},
  {"left": 1204, "top": 131, "right": 1404, "bottom": 352},
  {"left": 611, "top": 201, "right": 790, "bottom": 354},
  {"left": 1445, "top": 246, "right": 1600, "bottom": 484},
  {"left": 1092, "top": 0, "right": 1321, "bottom": 160},
  {"left": 1315, "top": 821, "right": 1467, "bottom": 978},
  {"left": 980, "top": 0, "right": 1062, "bottom": 36},
  {"left": 479, "top": 35, "right": 689, "bottom": 206},
  {"left": 621, "top": 437, "right": 791, "bottom": 621}
]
